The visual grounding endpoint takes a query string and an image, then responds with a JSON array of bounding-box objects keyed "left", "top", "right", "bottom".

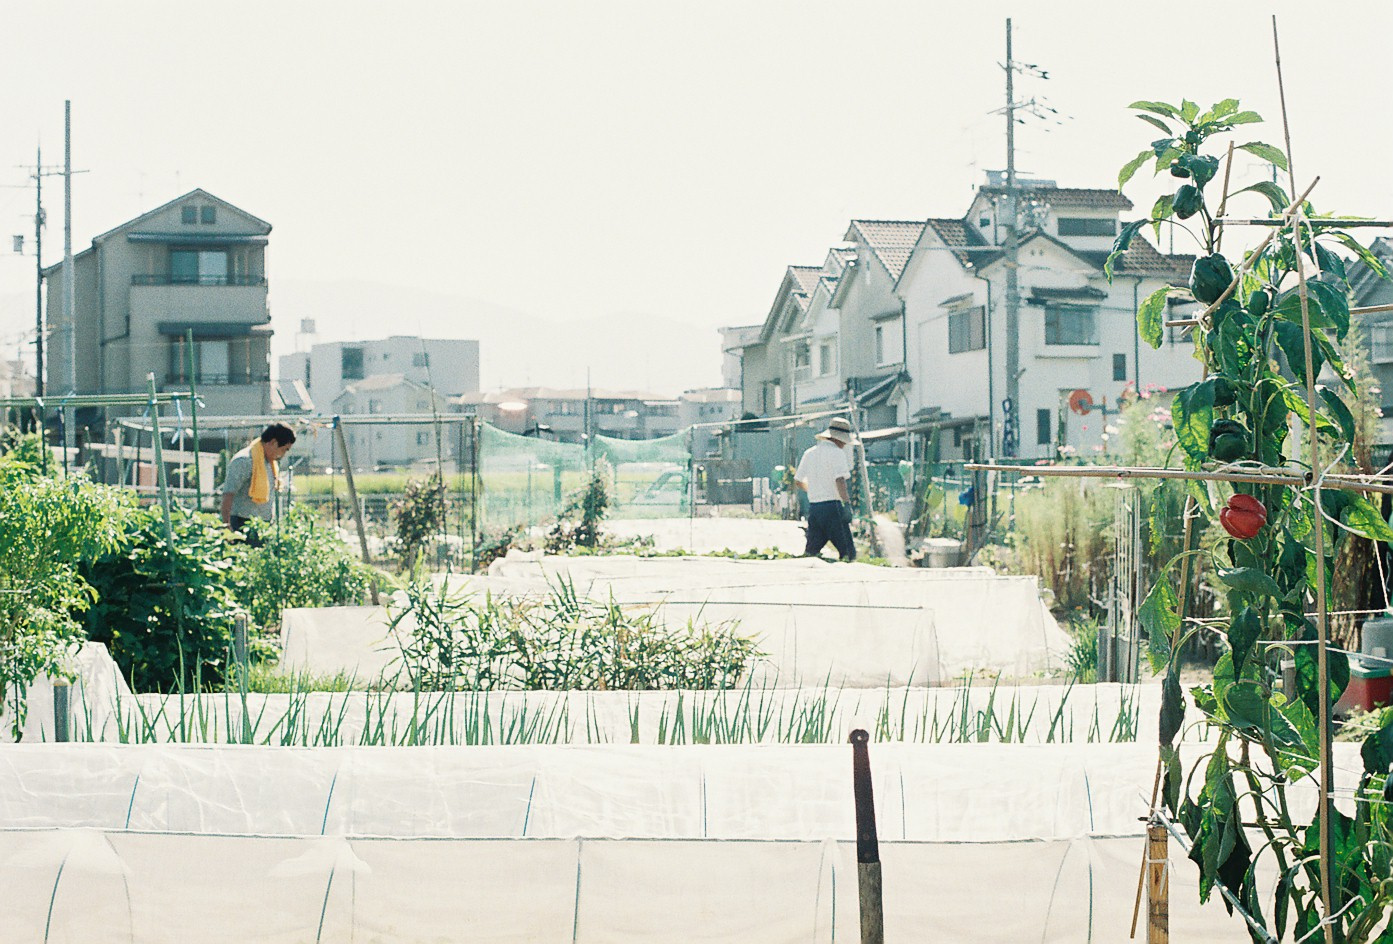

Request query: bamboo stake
[
  {"left": 966, "top": 462, "right": 1393, "bottom": 497},
  {"left": 1213, "top": 142, "right": 1236, "bottom": 255},
  {"left": 849, "top": 729, "right": 884, "bottom": 944},
  {"left": 1215, "top": 218, "right": 1393, "bottom": 229},
  {"left": 333, "top": 416, "right": 378, "bottom": 604},
  {"left": 1351, "top": 303, "right": 1393, "bottom": 317},
  {"left": 1273, "top": 14, "right": 1334, "bottom": 940}
]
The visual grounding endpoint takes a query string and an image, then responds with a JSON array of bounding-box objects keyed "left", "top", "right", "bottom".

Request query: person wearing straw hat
[
  {"left": 219, "top": 423, "right": 296, "bottom": 547},
  {"left": 794, "top": 416, "right": 857, "bottom": 561}
]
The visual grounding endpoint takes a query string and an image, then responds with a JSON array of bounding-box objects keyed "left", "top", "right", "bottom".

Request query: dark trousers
[
  {"left": 229, "top": 515, "right": 265, "bottom": 549},
  {"left": 804, "top": 500, "right": 855, "bottom": 561}
]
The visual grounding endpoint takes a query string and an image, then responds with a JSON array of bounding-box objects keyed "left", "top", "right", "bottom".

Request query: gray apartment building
[
  {"left": 279, "top": 336, "right": 480, "bottom": 462},
  {"left": 43, "top": 189, "right": 273, "bottom": 425}
]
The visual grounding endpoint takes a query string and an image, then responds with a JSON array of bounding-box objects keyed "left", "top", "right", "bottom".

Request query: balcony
[{"left": 132, "top": 273, "right": 267, "bottom": 286}]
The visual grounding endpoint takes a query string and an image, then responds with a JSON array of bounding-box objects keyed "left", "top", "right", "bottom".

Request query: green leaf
[
  {"left": 1160, "top": 670, "right": 1185, "bottom": 747},
  {"left": 1130, "top": 100, "right": 1180, "bottom": 119},
  {"left": 1218, "top": 567, "right": 1283, "bottom": 600},
  {"left": 1224, "top": 111, "right": 1264, "bottom": 126},
  {"left": 1105, "top": 219, "right": 1148, "bottom": 281},
  {"left": 1272, "top": 320, "right": 1325, "bottom": 386},
  {"left": 1118, "top": 148, "right": 1153, "bottom": 192},
  {"left": 1138, "top": 575, "right": 1180, "bottom": 673},
  {"left": 1180, "top": 99, "right": 1200, "bottom": 122},
  {"left": 1135, "top": 113, "right": 1173, "bottom": 136},
  {"left": 1311, "top": 242, "right": 1347, "bottom": 285},
  {"left": 1226, "top": 606, "right": 1263, "bottom": 675},
  {"left": 1303, "top": 279, "right": 1350, "bottom": 340},
  {"left": 1361, "top": 711, "right": 1393, "bottom": 778},
  {"left": 1171, "top": 380, "right": 1215, "bottom": 461},
  {"left": 1339, "top": 494, "right": 1393, "bottom": 543},
  {"left": 1222, "top": 680, "right": 1306, "bottom": 752},
  {"left": 1235, "top": 142, "right": 1288, "bottom": 171},
  {"left": 1331, "top": 232, "right": 1389, "bottom": 281},
  {"left": 1149, "top": 194, "right": 1174, "bottom": 242},
  {"left": 1199, "top": 98, "right": 1240, "bottom": 124},
  {"left": 1317, "top": 386, "right": 1355, "bottom": 444},
  {"left": 1233, "top": 180, "right": 1289, "bottom": 214},
  {"left": 1136, "top": 286, "right": 1170, "bottom": 350}
]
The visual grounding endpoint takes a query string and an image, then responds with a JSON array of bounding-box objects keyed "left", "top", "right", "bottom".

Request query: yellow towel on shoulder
[{"left": 248, "top": 439, "right": 278, "bottom": 505}]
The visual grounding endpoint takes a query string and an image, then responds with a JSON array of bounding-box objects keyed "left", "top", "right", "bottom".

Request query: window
[
  {"left": 978, "top": 216, "right": 990, "bottom": 229},
  {"left": 416, "top": 400, "right": 430, "bottom": 410},
  {"left": 948, "top": 306, "right": 987, "bottom": 354},
  {"left": 793, "top": 343, "right": 811, "bottom": 380},
  {"left": 170, "top": 249, "right": 228, "bottom": 284},
  {"left": 874, "top": 325, "right": 885, "bottom": 364},
  {"left": 368, "top": 399, "right": 382, "bottom": 414},
  {"left": 383, "top": 352, "right": 391, "bottom": 360},
  {"left": 181, "top": 206, "right": 197, "bottom": 225},
  {"left": 1044, "top": 305, "right": 1099, "bottom": 345},
  {"left": 413, "top": 352, "right": 429, "bottom": 367},
  {"left": 1372, "top": 325, "right": 1393, "bottom": 363},
  {"left": 818, "top": 342, "right": 835, "bottom": 377},
  {"left": 1037, "top": 408, "right": 1053, "bottom": 446},
  {"left": 200, "top": 205, "right": 216, "bottom": 225},
  {"left": 416, "top": 431, "right": 430, "bottom": 446},
  {"left": 1113, "top": 353, "right": 1128, "bottom": 381},
  {"left": 1057, "top": 217, "right": 1116, "bottom": 237},
  {"left": 341, "top": 347, "right": 365, "bottom": 380}
]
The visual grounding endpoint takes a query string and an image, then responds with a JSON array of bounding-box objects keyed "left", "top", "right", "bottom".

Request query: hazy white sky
[{"left": 0, "top": 0, "right": 1390, "bottom": 388}]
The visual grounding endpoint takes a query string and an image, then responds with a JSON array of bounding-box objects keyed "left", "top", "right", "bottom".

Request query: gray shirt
[{"left": 221, "top": 446, "right": 276, "bottom": 522}]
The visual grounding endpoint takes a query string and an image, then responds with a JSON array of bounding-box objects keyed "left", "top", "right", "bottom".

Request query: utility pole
[
  {"left": 26, "top": 149, "right": 64, "bottom": 399},
  {"left": 63, "top": 100, "right": 75, "bottom": 396},
  {"left": 1002, "top": 18, "right": 1021, "bottom": 458}
]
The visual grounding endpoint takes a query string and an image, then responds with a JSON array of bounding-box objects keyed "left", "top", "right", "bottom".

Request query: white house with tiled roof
[
  {"left": 729, "top": 172, "right": 1199, "bottom": 462},
  {"left": 901, "top": 176, "right": 1197, "bottom": 460}
]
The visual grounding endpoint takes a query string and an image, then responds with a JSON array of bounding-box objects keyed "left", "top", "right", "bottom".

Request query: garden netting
[{"left": 477, "top": 424, "right": 691, "bottom": 532}]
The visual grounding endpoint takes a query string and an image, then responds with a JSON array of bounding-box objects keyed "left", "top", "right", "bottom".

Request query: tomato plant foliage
[{"left": 1115, "top": 98, "right": 1393, "bottom": 941}]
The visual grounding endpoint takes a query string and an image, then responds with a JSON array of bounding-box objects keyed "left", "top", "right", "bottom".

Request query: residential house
[
  {"left": 279, "top": 335, "right": 480, "bottom": 461},
  {"left": 718, "top": 325, "right": 761, "bottom": 391},
  {"left": 678, "top": 387, "right": 742, "bottom": 457},
  {"left": 455, "top": 387, "right": 681, "bottom": 443},
  {"left": 335, "top": 374, "right": 453, "bottom": 469},
  {"left": 43, "top": 189, "right": 273, "bottom": 431},
  {"left": 729, "top": 173, "right": 1198, "bottom": 462},
  {"left": 1347, "top": 236, "right": 1393, "bottom": 448}
]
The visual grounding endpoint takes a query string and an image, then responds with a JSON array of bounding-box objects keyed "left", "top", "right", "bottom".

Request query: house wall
[{"left": 339, "top": 382, "right": 453, "bottom": 468}]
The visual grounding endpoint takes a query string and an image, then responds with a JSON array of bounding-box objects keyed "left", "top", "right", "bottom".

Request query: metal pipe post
[{"left": 849, "top": 729, "right": 884, "bottom": 944}]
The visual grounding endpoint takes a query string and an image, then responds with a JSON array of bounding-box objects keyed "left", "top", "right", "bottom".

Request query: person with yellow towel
[{"left": 219, "top": 423, "right": 296, "bottom": 547}]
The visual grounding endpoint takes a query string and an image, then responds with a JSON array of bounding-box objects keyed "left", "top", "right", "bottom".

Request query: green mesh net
[{"left": 477, "top": 424, "right": 692, "bottom": 529}]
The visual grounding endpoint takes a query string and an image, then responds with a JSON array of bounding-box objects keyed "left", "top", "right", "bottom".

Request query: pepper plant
[{"left": 1113, "top": 98, "right": 1393, "bottom": 942}]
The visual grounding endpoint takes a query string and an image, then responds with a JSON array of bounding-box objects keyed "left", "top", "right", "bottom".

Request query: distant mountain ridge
[{"left": 271, "top": 279, "right": 724, "bottom": 395}]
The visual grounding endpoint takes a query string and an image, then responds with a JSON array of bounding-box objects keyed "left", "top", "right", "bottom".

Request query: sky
[{"left": 0, "top": 0, "right": 1390, "bottom": 393}]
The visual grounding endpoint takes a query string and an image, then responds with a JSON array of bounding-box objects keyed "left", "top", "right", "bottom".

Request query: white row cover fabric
[
  {"left": 4, "top": 742, "right": 1361, "bottom": 841},
  {"left": 603, "top": 517, "right": 808, "bottom": 555},
  {"left": 0, "top": 643, "right": 134, "bottom": 745},
  {"left": 0, "top": 830, "right": 1249, "bottom": 944}
]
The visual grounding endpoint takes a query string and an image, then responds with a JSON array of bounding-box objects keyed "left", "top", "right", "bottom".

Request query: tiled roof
[
  {"left": 977, "top": 186, "right": 1133, "bottom": 211},
  {"left": 924, "top": 217, "right": 991, "bottom": 266},
  {"left": 845, "top": 220, "right": 926, "bottom": 281},
  {"left": 1078, "top": 234, "right": 1192, "bottom": 280},
  {"left": 789, "top": 265, "right": 822, "bottom": 295}
]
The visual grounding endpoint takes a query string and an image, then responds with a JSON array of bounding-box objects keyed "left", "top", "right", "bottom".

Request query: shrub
[
  {"left": 82, "top": 507, "right": 242, "bottom": 692},
  {"left": 389, "top": 576, "right": 760, "bottom": 691},
  {"left": 234, "top": 506, "right": 378, "bottom": 628},
  {"left": 393, "top": 474, "right": 447, "bottom": 571},
  {"left": 546, "top": 467, "right": 609, "bottom": 553},
  {"left": 0, "top": 446, "right": 135, "bottom": 736}
]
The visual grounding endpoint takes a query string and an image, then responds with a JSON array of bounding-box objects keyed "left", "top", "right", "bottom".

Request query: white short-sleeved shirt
[{"left": 795, "top": 440, "right": 851, "bottom": 503}]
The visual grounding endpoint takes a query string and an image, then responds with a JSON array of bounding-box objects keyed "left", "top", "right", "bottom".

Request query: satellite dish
[{"left": 1067, "top": 389, "right": 1094, "bottom": 415}]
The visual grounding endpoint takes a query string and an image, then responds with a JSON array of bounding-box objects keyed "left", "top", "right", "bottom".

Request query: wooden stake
[
  {"left": 334, "top": 416, "right": 379, "bottom": 604},
  {"left": 1147, "top": 819, "right": 1170, "bottom": 944},
  {"left": 965, "top": 462, "right": 1393, "bottom": 497},
  {"left": 849, "top": 729, "right": 884, "bottom": 944}
]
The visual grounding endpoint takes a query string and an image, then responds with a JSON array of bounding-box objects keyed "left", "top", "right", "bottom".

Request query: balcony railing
[
  {"left": 132, "top": 274, "right": 267, "bottom": 287},
  {"left": 165, "top": 373, "right": 271, "bottom": 387}
]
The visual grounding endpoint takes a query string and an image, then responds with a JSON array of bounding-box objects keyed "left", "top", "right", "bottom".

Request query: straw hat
[{"left": 815, "top": 417, "right": 857, "bottom": 445}]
